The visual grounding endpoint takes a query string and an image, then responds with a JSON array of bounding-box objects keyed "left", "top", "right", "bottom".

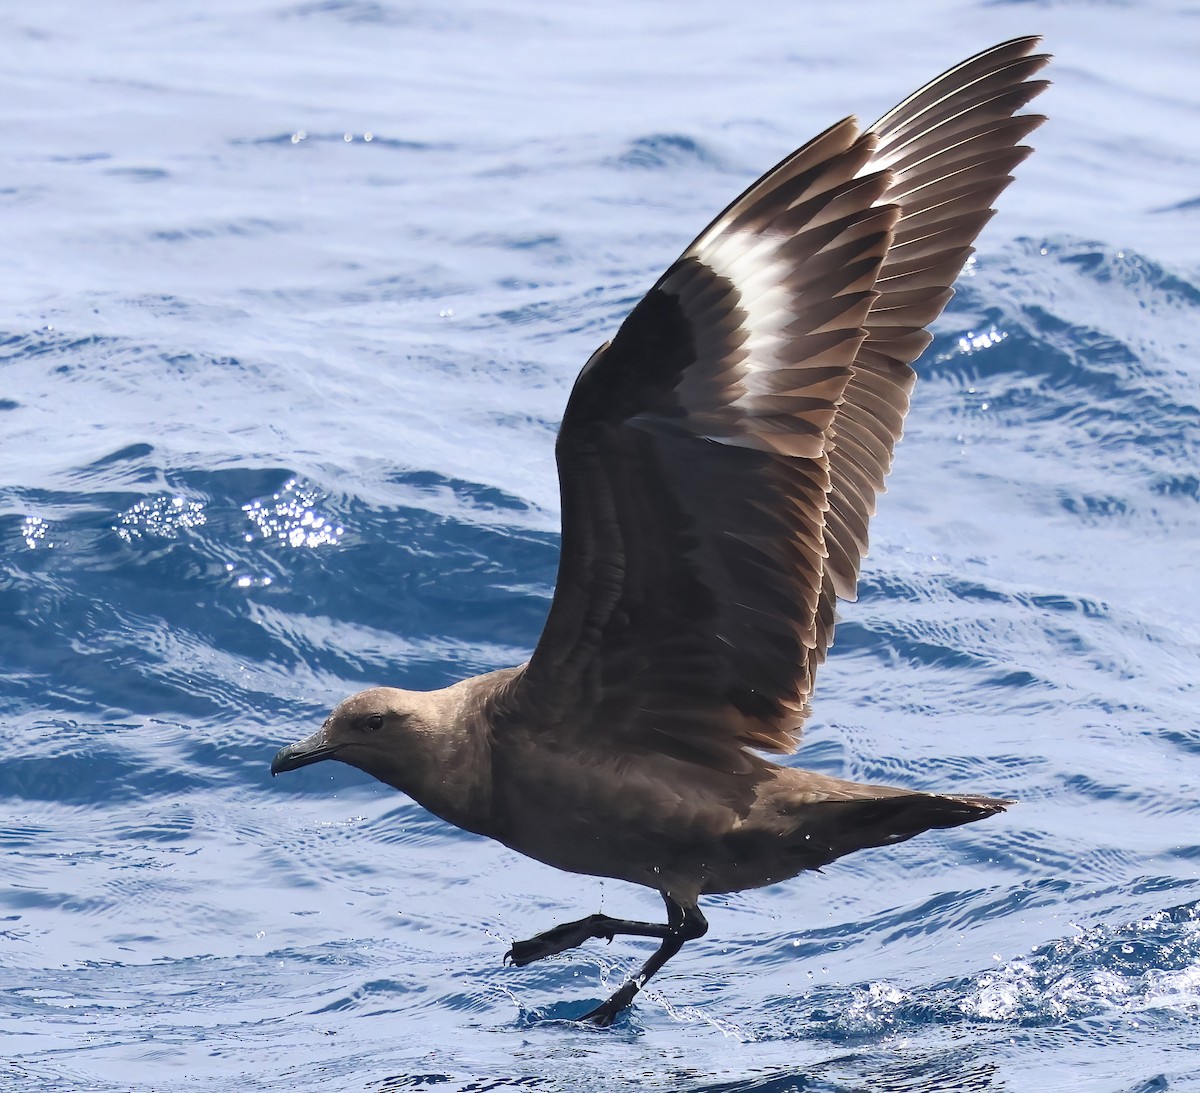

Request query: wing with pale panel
[{"left": 519, "top": 40, "right": 1049, "bottom": 770}]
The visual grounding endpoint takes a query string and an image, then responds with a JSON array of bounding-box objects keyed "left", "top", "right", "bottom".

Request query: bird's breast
[{"left": 485, "top": 737, "right": 770, "bottom": 895}]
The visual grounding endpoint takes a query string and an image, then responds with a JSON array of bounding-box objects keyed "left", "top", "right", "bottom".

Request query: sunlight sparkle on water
[
  {"left": 957, "top": 328, "right": 1008, "bottom": 354},
  {"left": 241, "top": 479, "right": 345, "bottom": 549},
  {"left": 21, "top": 516, "right": 50, "bottom": 549},
  {"left": 113, "top": 496, "right": 207, "bottom": 542}
]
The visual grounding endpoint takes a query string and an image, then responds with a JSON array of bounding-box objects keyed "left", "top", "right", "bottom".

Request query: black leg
[
  {"left": 577, "top": 894, "right": 708, "bottom": 1027},
  {"left": 505, "top": 912, "right": 672, "bottom": 967}
]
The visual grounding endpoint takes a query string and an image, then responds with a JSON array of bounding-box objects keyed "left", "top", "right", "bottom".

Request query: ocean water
[{"left": 3, "top": 1, "right": 1199, "bottom": 1090}]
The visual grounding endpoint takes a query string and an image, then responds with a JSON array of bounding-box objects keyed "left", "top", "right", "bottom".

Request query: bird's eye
[{"left": 362, "top": 714, "right": 384, "bottom": 732}]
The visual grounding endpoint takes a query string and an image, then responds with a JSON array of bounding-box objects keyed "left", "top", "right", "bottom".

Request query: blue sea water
[{"left": 3, "top": 0, "right": 1199, "bottom": 1090}]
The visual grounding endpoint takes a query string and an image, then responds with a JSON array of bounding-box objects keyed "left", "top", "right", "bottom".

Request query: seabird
[{"left": 272, "top": 37, "right": 1050, "bottom": 1026}]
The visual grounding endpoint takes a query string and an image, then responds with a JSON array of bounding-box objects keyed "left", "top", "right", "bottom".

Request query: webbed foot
[{"left": 505, "top": 913, "right": 615, "bottom": 967}]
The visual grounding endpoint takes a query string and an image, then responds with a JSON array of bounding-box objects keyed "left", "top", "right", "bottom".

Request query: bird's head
[{"left": 270, "top": 687, "right": 432, "bottom": 779}]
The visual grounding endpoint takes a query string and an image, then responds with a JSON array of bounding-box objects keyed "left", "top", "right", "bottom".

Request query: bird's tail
[{"left": 784, "top": 781, "right": 1011, "bottom": 871}]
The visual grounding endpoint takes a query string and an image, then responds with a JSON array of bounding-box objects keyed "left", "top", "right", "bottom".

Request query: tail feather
[{"left": 793, "top": 790, "right": 1010, "bottom": 871}]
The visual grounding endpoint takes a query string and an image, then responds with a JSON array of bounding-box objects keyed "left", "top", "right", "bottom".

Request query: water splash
[{"left": 961, "top": 903, "right": 1200, "bottom": 1023}]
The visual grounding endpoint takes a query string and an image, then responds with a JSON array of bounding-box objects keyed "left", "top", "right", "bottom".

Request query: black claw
[{"left": 505, "top": 939, "right": 549, "bottom": 968}]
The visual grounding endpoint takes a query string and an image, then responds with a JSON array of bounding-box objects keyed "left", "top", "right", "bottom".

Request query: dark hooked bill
[{"left": 270, "top": 733, "right": 342, "bottom": 775}]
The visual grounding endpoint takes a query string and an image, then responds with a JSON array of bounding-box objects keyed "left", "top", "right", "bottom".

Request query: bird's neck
[{"left": 367, "top": 668, "right": 523, "bottom": 838}]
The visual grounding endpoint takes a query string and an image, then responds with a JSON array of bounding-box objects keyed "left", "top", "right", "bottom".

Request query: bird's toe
[
  {"left": 506, "top": 916, "right": 607, "bottom": 966},
  {"left": 578, "top": 1004, "right": 618, "bottom": 1028},
  {"left": 505, "top": 937, "right": 554, "bottom": 967}
]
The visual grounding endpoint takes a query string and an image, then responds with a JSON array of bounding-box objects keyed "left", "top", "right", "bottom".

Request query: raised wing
[
  {"left": 518, "top": 40, "right": 1049, "bottom": 771},
  {"left": 810, "top": 36, "right": 1050, "bottom": 698}
]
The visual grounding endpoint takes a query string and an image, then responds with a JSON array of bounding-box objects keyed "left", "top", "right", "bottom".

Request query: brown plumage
[{"left": 272, "top": 37, "right": 1050, "bottom": 1025}]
